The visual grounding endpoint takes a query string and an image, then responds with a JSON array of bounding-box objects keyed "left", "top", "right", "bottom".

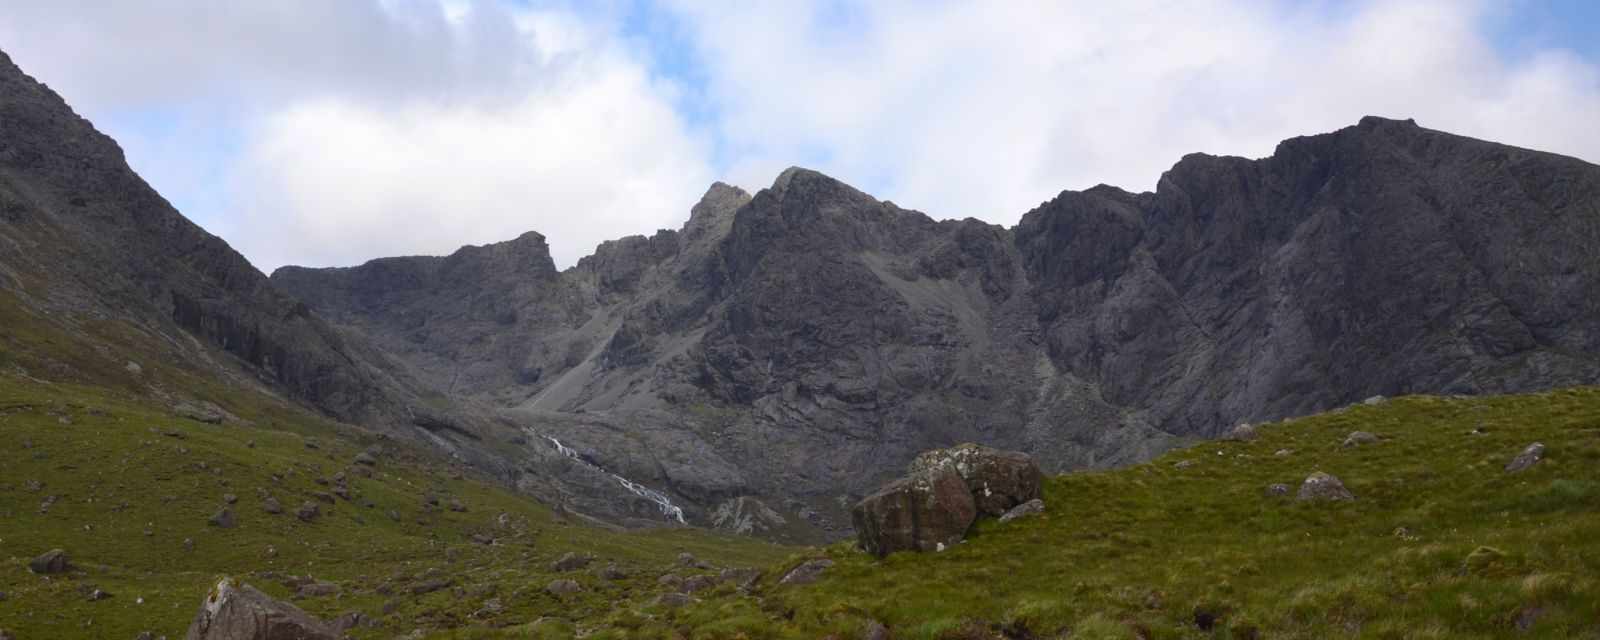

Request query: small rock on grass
[
  {"left": 29, "top": 548, "right": 71, "bottom": 574},
  {"left": 998, "top": 498, "right": 1045, "bottom": 523},
  {"left": 1505, "top": 442, "right": 1545, "bottom": 473},
  {"left": 1296, "top": 472, "right": 1354, "bottom": 501},
  {"left": 546, "top": 579, "right": 582, "bottom": 595}
]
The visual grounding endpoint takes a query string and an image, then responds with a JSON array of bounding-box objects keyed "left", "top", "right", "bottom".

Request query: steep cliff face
[
  {"left": 276, "top": 116, "right": 1600, "bottom": 540},
  {"left": 0, "top": 49, "right": 416, "bottom": 426}
]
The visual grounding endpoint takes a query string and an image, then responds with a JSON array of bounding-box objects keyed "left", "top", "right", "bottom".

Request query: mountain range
[{"left": 3, "top": 47, "right": 1598, "bottom": 542}]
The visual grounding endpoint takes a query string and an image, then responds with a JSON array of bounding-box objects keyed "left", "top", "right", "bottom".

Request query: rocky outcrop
[
  {"left": 909, "top": 444, "right": 1044, "bottom": 517},
  {"left": 851, "top": 465, "right": 977, "bottom": 557},
  {"left": 1297, "top": 472, "right": 1355, "bottom": 501},
  {"left": 184, "top": 578, "right": 337, "bottom": 640}
]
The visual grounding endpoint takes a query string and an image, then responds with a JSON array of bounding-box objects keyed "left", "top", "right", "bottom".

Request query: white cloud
[
  {"left": 0, "top": 0, "right": 713, "bottom": 270},
  {"left": 667, "top": 0, "right": 1600, "bottom": 223},
  {"left": 2, "top": 0, "right": 1597, "bottom": 272}
]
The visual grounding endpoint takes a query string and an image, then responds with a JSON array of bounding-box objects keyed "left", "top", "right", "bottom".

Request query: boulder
[
  {"left": 262, "top": 497, "right": 283, "bottom": 515},
  {"left": 681, "top": 575, "right": 717, "bottom": 593},
  {"left": 719, "top": 567, "right": 763, "bottom": 590},
  {"left": 353, "top": 452, "right": 377, "bottom": 466},
  {"left": 1296, "top": 472, "right": 1354, "bottom": 501},
  {"left": 296, "top": 502, "right": 320, "bottom": 523},
  {"left": 296, "top": 581, "right": 339, "bottom": 598},
  {"left": 209, "top": 508, "right": 236, "bottom": 529},
  {"left": 654, "top": 592, "right": 694, "bottom": 609},
  {"left": 852, "top": 465, "right": 977, "bottom": 557},
  {"left": 184, "top": 578, "right": 338, "bottom": 640},
  {"left": 29, "top": 548, "right": 71, "bottom": 574},
  {"left": 998, "top": 498, "right": 1045, "bottom": 524},
  {"left": 1342, "top": 431, "right": 1380, "bottom": 447},
  {"left": 909, "top": 443, "right": 1043, "bottom": 516},
  {"left": 1506, "top": 442, "right": 1545, "bottom": 473},
  {"left": 1223, "top": 423, "right": 1258, "bottom": 441},
  {"left": 550, "top": 553, "right": 592, "bottom": 572},
  {"left": 779, "top": 559, "right": 834, "bottom": 586},
  {"left": 545, "top": 579, "right": 582, "bottom": 595}
]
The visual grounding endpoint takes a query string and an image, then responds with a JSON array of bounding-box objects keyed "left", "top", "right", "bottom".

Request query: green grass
[
  {"left": 630, "top": 389, "right": 1600, "bottom": 639},
  {"left": 0, "top": 377, "right": 788, "bottom": 639}
]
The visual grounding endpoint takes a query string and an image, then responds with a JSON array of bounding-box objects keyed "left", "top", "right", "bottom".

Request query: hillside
[{"left": 4, "top": 368, "right": 1597, "bottom": 638}]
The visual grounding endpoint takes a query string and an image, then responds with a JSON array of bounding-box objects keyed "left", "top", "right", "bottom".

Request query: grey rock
[
  {"left": 1363, "top": 395, "right": 1388, "bottom": 406},
  {"left": 183, "top": 578, "right": 337, "bottom": 640},
  {"left": 223, "top": 493, "right": 238, "bottom": 505},
  {"left": 208, "top": 508, "right": 235, "bottom": 529},
  {"left": 545, "top": 579, "right": 582, "bottom": 595},
  {"left": 295, "top": 581, "right": 339, "bottom": 598},
  {"left": 680, "top": 575, "right": 717, "bottom": 593},
  {"left": 719, "top": 567, "right": 763, "bottom": 590},
  {"left": 1265, "top": 483, "right": 1292, "bottom": 497},
  {"left": 354, "top": 452, "right": 377, "bottom": 466},
  {"left": 596, "top": 564, "right": 627, "bottom": 580},
  {"left": 411, "top": 579, "right": 451, "bottom": 596},
  {"left": 852, "top": 465, "right": 977, "bottom": 557},
  {"left": 296, "top": 502, "right": 320, "bottom": 523},
  {"left": 1506, "top": 442, "right": 1546, "bottom": 473},
  {"left": 29, "top": 548, "right": 70, "bottom": 574},
  {"left": 1297, "top": 472, "right": 1355, "bottom": 501},
  {"left": 262, "top": 497, "right": 283, "bottom": 514},
  {"left": 654, "top": 592, "right": 694, "bottom": 609},
  {"left": 779, "top": 559, "right": 834, "bottom": 586},
  {"left": 998, "top": 498, "right": 1045, "bottom": 524},
  {"left": 1342, "top": 431, "right": 1380, "bottom": 447},
  {"left": 909, "top": 444, "right": 1044, "bottom": 517},
  {"left": 549, "top": 552, "right": 592, "bottom": 572},
  {"left": 1223, "top": 423, "right": 1258, "bottom": 441}
]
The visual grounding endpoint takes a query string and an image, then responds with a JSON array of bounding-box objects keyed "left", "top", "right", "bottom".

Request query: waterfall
[{"left": 531, "top": 430, "right": 686, "bottom": 524}]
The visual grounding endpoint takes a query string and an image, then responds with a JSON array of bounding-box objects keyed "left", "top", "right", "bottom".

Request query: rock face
[
  {"left": 909, "top": 444, "right": 1044, "bottom": 517},
  {"left": 851, "top": 466, "right": 978, "bottom": 557},
  {"left": 184, "top": 578, "right": 337, "bottom": 640},
  {"left": 1297, "top": 472, "right": 1355, "bottom": 501},
  {"left": 267, "top": 115, "right": 1600, "bottom": 540}
]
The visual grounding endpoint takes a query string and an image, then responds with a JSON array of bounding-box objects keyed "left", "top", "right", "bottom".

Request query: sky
[{"left": 1, "top": 0, "right": 1597, "bottom": 271}]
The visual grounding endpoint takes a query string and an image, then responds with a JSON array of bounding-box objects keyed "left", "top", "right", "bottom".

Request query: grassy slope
[{"left": 645, "top": 389, "right": 1600, "bottom": 640}]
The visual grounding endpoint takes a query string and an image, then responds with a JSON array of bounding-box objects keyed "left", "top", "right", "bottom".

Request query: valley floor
[{"left": 3, "top": 375, "right": 1599, "bottom": 638}]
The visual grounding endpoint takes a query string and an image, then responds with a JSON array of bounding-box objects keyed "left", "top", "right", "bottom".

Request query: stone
[
  {"left": 1173, "top": 459, "right": 1196, "bottom": 469},
  {"left": 1223, "top": 423, "right": 1258, "bottom": 441},
  {"left": 86, "top": 586, "right": 112, "bottom": 601},
  {"left": 998, "top": 498, "right": 1045, "bottom": 524},
  {"left": 29, "top": 548, "right": 71, "bottom": 574},
  {"left": 657, "top": 574, "right": 683, "bottom": 589},
  {"left": 296, "top": 502, "right": 321, "bottom": 523},
  {"left": 654, "top": 592, "right": 694, "bottom": 608},
  {"left": 1264, "top": 483, "right": 1291, "bottom": 497},
  {"left": 208, "top": 508, "right": 236, "bottom": 529},
  {"left": 719, "top": 567, "right": 763, "bottom": 590},
  {"left": 354, "top": 452, "right": 377, "bottom": 466},
  {"left": 1362, "top": 395, "right": 1387, "bottom": 406},
  {"left": 411, "top": 579, "right": 451, "bottom": 596},
  {"left": 184, "top": 577, "right": 338, "bottom": 640},
  {"left": 681, "top": 575, "right": 717, "bottom": 593},
  {"left": 447, "top": 498, "right": 467, "bottom": 512},
  {"left": 550, "top": 552, "right": 592, "bottom": 572},
  {"left": 1506, "top": 442, "right": 1545, "bottom": 473},
  {"left": 262, "top": 497, "right": 283, "bottom": 514},
  {"left": 223, "top": 493, "right": 238, "bottom": 505},
  {"left": 597, "top": 564, "right": 627, "bottom": 580},
  {"left": 1296, "top": 472, "right": 1355, "bottom": 501},
  {"left": 851, "top": 465, "right": 977, "bottom": 557},
  {"left": 908, "top": 443, "right": 1043, "bottom": 517},
  {"left": 1342, "top": 431, "right": 1380, "bottom": 447},
  {"left": 779, "top": 559, "right": 834, "bottom": 586},
  {"left": 545, "top": 579, "right": 582, "bottom": 595},
  {"left": 470, "top": 533, "right": 493, "bottom": 545},
  {"left": 331, "top": 611, "right": 374, "bottom": 633},
  {"left": 863, "top": 620, "right": 890, "bottom": 640},
  {"left": 296, "top": 581, "right": 339, "bottom": 598}
]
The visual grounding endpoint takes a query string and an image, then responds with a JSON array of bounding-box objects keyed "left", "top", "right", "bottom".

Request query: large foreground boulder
[
  {"left": 184, "top": 578, "right": 338, "bottom": 640},
  {"left": 852, "top": 465, "right": 977, "bottom": 557},
  {"left": 909, "top": 443, "right": 1043, "bottom": 516}
]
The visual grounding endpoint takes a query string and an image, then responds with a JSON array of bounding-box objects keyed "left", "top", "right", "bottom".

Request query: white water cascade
[{"left": 532, "top": 430, "right": 686, "bottom": 524}]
